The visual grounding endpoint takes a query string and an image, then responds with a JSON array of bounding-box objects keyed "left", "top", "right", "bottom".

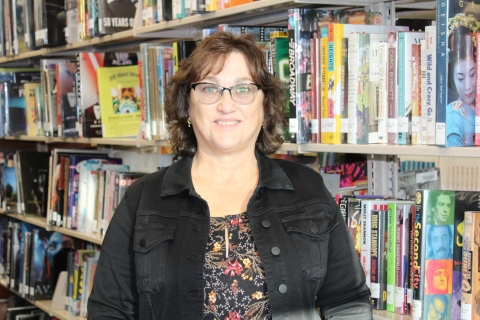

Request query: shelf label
[
  {"left": 311, "top": 119, "right": 318, "bottom": 133},
  {"left": 288, "top": 118, "right": 298, "bottom": 133},
  {"left": 323, "top": 118, "right": 335, "bottom": 133},
  {"left": 35, "top": 29, "right": 47, "bottom": 41},
  {"left": 88, "top": 19, "right": 94, "bottom": 30},
  {"left": 436, "top": 122, "right": 446, "bottom": 145}
]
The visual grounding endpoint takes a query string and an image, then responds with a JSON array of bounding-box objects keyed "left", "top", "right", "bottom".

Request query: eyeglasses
[{"left": 190, "top": 82, "right": 261, "bottom": 105}]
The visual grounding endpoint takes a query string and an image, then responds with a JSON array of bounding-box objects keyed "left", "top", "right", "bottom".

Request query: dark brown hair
[{"left": 164, "top": 31, "right": 287, "bottom": 157}]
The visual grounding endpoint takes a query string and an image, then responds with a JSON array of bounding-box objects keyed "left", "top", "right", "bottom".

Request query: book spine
[
  {"left": 347, "top": 33, "right": 358, "bottom": 145},
  {"left": 397, "top": 32, "right": 408, "bottom": 145},
  {"left": 356, "top": 33, "right": 369, "bottom": 145},
  {"left": 330, "top": 24, "right": 343, "bottom": 144},
  {"left": 287, "top": 10, "right": 298, "bottom": 143},
  {"left": 386, "top": 202, "right": 396, "bottom": 312},
  {"left": 461, "top": 211, "right": 474, "bottom": 319},
  {"left": 370, "top": 207, "right": 381, "bottom": 308},
  {"left": 310, "top": 34, "right": 318, "bottom": 143},
  {"left": 476, "top": 32, "right": 480, "bottom": 146},
  {"left": 320, "top": 36, "right": 329, "bottom": 143},
  {"left": 339, "top": 36, "right": 348, "bottom": 144},
  {"left": 471, "top": 211, "right": 480, "bottom": 319},
  {"left": 387, "top": 36, "right": 397, "bottom": 145},
  {"left": 361, "top": 201, "right": 374, "bottom": 288},
  {"left": 140, "top": 45, "right": 152, "bottom": 140},
  {"left": 377, "top": 42, "right": 388, "bottom": 144},
  {"left": 411, "top": 43, "right": 421, "bottom": 145},
  {"left": 420, "top": 39, "right": 427, "bottom": 145},
  {"left": 411, "top": 190, "right": 427, "bottom": 320},
  {"left": 435, "top": 0, "right": 448, "bottom": 146},
  {"left": 425, "top": 26, "right": 436, "bottom": 145}
]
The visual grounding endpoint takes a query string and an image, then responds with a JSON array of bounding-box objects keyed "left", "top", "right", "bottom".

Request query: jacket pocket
[
  {"left": 133, "top": 224, "right": 175, "bottom": 293},
  {"left": 281, "top": 213, "right": 337, "bottom": 280}
]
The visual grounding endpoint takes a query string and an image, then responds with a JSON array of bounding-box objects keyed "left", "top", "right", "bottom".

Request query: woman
[
  {"left": 88, "top": 32, "right": 372, "bottom": 319},
  {"left": 446, "top": 25, "right": 476, "bottom": 146}
]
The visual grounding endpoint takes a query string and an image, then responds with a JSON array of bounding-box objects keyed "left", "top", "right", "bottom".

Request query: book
[
  {"left": 33, "top": 0, "right": 67, "bottom": 47},
  {"left": 397, "top": 168, "right": 441, "bottom": 201},
  {"left": 462, "top": 211, "right": 480, "bottom": 319},
  {"left": 412, "top": 190, "right": 455, "bottom": 320},
  {"left": 97, "top": 65, "right": 141, "bottom": 138},
  {"left": 436, "top": 1, "right": 480, "bottom": 147},
  {"left": 3, "top": 163, "right": 17, "bottom": 213},
  {"left": 370, "top": 204, "right": 388, "bottom": 310},
  {"left": 476, "top": 32, "right": 480, "bottom": 146},
  {"left": 64, "top": 0, "right": 79, "bottom": 44},
  {"left": 16, "top": 151, "right": 50, "bottom": 216},
  {"left": 97, "top": 0, "right": 137, "bottom": 35},
  {"left": 377, "top": 42, "right": 389, "bottom": 144},
  {"left": 387, "top": 31, "right": 398, "bottom": 145},
  {"left": 56, "top": 62, "right": 79, "bottom": 138},
  {"left": 72, "top": 249, "right": 97, "bottom": 316},
  {"left": 269, "top": 31, "right": 290, "bottom": 142},
  {"left": 397, "top": 31, "right": 425, "bottom": 145},
  {"left": 411, "top": 43, "right": 422, "bottom": 145},
  {"left": 320, "top": 161, "right": 368, "bottom": 191},
  {"left": 23, "top": 83, "right": 41, "bottom": 137},
  {"left": 424, "top": 26, "right": 437, "bottom": 146},
  {"left": 18, "top": 223, "right": 34, "bottom": 296}
]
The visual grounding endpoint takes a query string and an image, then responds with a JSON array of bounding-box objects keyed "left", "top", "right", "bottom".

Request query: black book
[
  {"left": 98, "top": 0, "right": 137, "bottom": 35},
  {"left": 0, "top": 0, "right": 6, "bottom": 56},
  {"left": 34, "top": 0, "right": 66, "bottom": 47},
  {"left": 17, "top": 151, "right": 50, "bottom": 216},
  {"left": 23, "top": 0, "right": 36, "bottom": 49}
]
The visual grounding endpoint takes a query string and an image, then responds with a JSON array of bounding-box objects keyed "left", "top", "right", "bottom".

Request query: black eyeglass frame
[{"left": 189, "top": 82, "right": 261, "bottom": 105}]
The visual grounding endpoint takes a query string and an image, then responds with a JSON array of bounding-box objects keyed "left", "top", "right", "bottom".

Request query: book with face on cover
[{"left": 436, "top": 0, "right": 480, "bottom": 147}]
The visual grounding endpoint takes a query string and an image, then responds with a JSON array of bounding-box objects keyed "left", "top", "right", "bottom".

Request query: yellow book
[
  {"left": 23, "top": 83, "right": 41, "bottom": 136},
  {"left": 320, "top": 37, "right": 330, "bottom": 144},
  {"left": 97, "top": 65, "right": 142, "bottom": 138}
]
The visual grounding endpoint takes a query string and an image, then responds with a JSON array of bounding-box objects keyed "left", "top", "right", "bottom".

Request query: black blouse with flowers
[{"left": 203, "top": 212, "right": 272, "bottom": 320}]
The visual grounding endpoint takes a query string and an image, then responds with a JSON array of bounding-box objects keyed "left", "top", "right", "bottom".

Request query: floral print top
[{"left": 204, "top": 212, "right": 272, "bottom": 320}]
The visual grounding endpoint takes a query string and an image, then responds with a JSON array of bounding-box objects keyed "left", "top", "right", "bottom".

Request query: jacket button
[
  {"left": 256, "top": 192, "right": 260, "bottom": 199},
  {"left": 310, "top": 224, "right": 319, "bottom": 234},
  {"left": 270, "top": 247, "right": 280, "bottom": 256},
  {"left": 278, "top": 284, "right": 287, "bottom": 293},
  {"left": 139, "top": 238, "right": 147, "bottom": 247},
  {"left": 262, "top": 220, "right": 271, "bottom": 228}
]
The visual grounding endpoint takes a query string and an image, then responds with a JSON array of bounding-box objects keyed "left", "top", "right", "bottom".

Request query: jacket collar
[{"left": 161, "top": 150, "right": 294, "bottom": 196}]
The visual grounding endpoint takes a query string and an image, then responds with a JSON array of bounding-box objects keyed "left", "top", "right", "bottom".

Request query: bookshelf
[{"left": 0, "top": 0, "right": 465, "bottom": 319}]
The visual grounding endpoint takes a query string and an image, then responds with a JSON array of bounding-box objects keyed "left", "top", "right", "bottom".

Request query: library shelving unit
[{"left": 0, "top": 0, "right": 456, "bottom": 319}]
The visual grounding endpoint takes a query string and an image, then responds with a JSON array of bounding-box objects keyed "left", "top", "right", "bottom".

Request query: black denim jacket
[{"left": 88, "top": 151, "right": 372, "bottom": 319}]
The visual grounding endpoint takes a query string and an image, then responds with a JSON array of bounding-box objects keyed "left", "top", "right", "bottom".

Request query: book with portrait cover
[
  {"left": 435, "top": 0, "right": 480, "bottom": 147},
  {"left": 461, "top": 210, "right": 480, "bottom": 319},
  {"left": 97, "top": 64, "right": 141, "bottom": 138}
]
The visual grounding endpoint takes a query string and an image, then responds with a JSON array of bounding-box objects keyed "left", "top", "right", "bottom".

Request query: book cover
[
  {"left": 30, "top": 229, "right": 76, "bottom": 301},
  {"left": 23, "top": 83, "right": 41, "bottom": 136},
  {"left": 56, "top": 62, "right": 79, "bottom": 138},
  {"left": 3, "top": 164, "right": 17, "bottom": 213},
  {"left": 436, "top": 2, "right": 480, "bottom": 147},
  {"left": 476, "top": 32, "right": 480, "bottom": 146},
  {"left": 97, "top": 0, "right": 137, "bottom": 35},
  {"left": 397, "top": 31, "right": 425, "bottom": 145},
  {"left": 33, "top": 0, "right": 66, "bottom": 47},
  {"left": 17, "top": 151, "right": 50, "bottom": 216},
  {"left": 320, "top": 161, "right": 368, "bottom": 190},
  {"left": 72, "top": 249, "right": 97, "bottom": 316},
  {"left": 412, "top": 190, "right": 455, "bottom": 320},
  {"left": 97, "top": 65, "right": 141, "bottom": 138},
  {"left": 462, "top": 211, "right": 480, "bottom": 319}
]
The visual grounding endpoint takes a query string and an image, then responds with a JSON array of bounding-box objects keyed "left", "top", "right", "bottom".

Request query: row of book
[
  {"left": 0, "top": 149, "right": 146, "bottom": 234},
  {"left": 339, "top": 189, "right": 480, "bottom": 319},
  {"left": 0, "top": 0, "right": 137, "bottom": 56},
  {"left": 0, "top": 216, "right": 99, "bottom": 318},
  {"left": 282, "top": 5, "right": 480, "bottom": 148}
]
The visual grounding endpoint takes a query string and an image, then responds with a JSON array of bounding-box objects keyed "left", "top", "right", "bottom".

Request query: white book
[
  {"left": 377, "top": 42, "right": 389, "bottom": 144},
  {"left": 420, "top": 39, "right": 428, "bottom": 145},
  {"left": 369, "top": 33, "right": 388, "bottom": 144}
]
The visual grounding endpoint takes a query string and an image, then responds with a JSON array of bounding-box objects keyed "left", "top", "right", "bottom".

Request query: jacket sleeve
[
  {"left": 87, "top": 180, "right": 144, "bottom": 319},
  {"left": 315, "top": 196, "right": 372, "bottom": 316},
  {"left": 321, "top": 297, "right": 372, "bottom": 320}
]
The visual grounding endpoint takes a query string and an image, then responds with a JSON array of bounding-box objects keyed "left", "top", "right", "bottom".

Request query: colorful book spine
[
  {"left": 420, "top": 39, "right": 427, "bottom": 145},
  {"left": 397, "top": 31, "right": 425, "bottom": 145},
  {"left": 424, "top": 26, "right": 436, "bottom": 145},
  {"left": 387, "top": 31, "right": 398, "bottom": 145},
  {"left": 320, "top": 36, "right": 329, "bottom": 144},
  {"left": 386, "top": 201, "right": 397, "bottom": 312},
  {"left": 436, "top": 0, "right": 480, "bottom": 147},
  {"left": 462, "top": 211, "right": 480, "bottom": 320},
  {"left": 411, "top": 43, "right": 422, "bottom": 145},
  {"left": 370, "top": 204, "right": 388, "bottom": 310},
  {"left": 270, "top": 31, "right": 290, "bottom": 143},
  {"left": 377, "top": 42, "right": 389, "bottom": 144}
]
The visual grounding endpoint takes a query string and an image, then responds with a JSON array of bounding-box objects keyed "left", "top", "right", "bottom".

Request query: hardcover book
[
  {"left": 33, "top": 0, "right": 67, "bottom": 47},
  {"left": 23, "top": 83, "right": 41, "bottom": 136},
  {"left": 370, "top": 204, "right": 388, "bottom": 310},
  {"left": 97, "top": 0, "right": 137, "bottom": 35},
  {"left": 56, "top": 62, "right": 79, "bottom": 138},
  {"left": 436, "top": 1, "right": 480, "bottom": 147},
  {"left": 97, "top": 64, "right": 141, "bottom": 138}
]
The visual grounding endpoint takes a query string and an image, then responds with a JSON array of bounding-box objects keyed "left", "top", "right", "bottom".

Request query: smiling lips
[{"left": 216, "top": 121, "right": 240, "bottom": 126}]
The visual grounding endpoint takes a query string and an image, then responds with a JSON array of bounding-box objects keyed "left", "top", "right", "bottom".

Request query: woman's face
[
  {"left": 188, "top": 52, "right": 265, "bottom": 155},
  {"left": 453, "top": 58, "right": 476, "bottom": 106}
]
